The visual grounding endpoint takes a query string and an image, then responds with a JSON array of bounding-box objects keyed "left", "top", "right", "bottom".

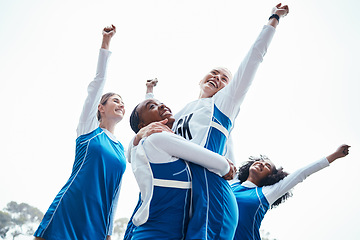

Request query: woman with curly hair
[{"left": 232, "top": 144, "right": 351, "bottom": 240}]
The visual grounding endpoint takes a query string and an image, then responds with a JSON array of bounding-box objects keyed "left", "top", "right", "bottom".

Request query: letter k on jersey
[{"left": 174, "top": 114, "right": 193, "bottom": 140}]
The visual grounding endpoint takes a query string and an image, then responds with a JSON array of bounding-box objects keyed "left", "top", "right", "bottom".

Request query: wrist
[
  {"left": 269, "top": 14, "right": 280, "bottom": 22},
  {"left": 146, "top": 87, "right": 154, "bottom": 94},
  {"left": 101, "top": 37, "right": 111, "bottom": 50},
  {"left": 268, "top": 14, "right": 280, "bottom": 28},
  {"left": 326, "top": 152, "right": 339, "bottom": 163}
]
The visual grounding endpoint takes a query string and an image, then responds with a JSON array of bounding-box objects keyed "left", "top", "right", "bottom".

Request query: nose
[{"left": 159, "top": 104, "right": 165, "bottom": 109}]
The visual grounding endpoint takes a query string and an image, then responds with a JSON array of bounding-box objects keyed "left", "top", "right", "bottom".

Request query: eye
[
  {"left": 222, "top": 77, "right": 228, "bottom": 82},
  {"left": 149, "top": 104, "right": 155, "bottom": 109}
]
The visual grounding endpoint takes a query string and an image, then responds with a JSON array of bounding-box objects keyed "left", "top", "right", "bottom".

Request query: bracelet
[{"left": 269, "top": 14, "right": 280, "bottom": 22}]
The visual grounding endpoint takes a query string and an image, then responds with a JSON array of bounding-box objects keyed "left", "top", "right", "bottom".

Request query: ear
[{"left": 98, "top": 104, "right": 105, "bottom": 113}]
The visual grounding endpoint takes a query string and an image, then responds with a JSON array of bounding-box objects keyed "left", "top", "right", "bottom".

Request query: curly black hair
[{"left": 237, "top": 155, "right": 293, "bottom": 209}]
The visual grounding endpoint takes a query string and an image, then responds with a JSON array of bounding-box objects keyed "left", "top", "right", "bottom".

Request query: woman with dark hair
[
  {"left": 232, "top": 144, "right": 351, "bottom": 240},
  {"left": 123, "top": 98, "right": 236, "bottom": 240},
  {"left": 34, "top": 25, "right": 127, "bottom": 240}
]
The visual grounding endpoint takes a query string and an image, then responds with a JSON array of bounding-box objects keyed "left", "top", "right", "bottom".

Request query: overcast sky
[{"left": 1, "top": 0, "right": 360, "bottom": 239}]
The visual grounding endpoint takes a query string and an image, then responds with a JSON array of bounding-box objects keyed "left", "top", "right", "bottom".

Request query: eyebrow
[
  {"left": 145, "top": 101, "right": 153, "bottom": 108},
  {"left": 144, "top": 100, "right": 158, "bottom": 109},
  {"left": 213, "top": 69, "right": 229, "bottom": 80}
]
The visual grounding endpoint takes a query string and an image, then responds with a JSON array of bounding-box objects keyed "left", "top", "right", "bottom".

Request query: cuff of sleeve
[
  {"left": 145, "top": 93, "right": 154, "bottom": 99},
  {"left": 322, "top": 156, "right": 331, "bottom": 167},
  {"left": 220, "top": 162, "right": 231, "bottom": 177},
  {"left": 100, "top": 48, "right": 112, "bottom": 55}
]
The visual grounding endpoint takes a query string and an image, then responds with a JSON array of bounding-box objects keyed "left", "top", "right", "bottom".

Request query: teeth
[{"left": 208, "top": 80, "right": 217, "bottom": 88}]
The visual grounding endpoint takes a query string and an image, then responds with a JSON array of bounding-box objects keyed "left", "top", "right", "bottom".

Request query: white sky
[{"left": 1, "top": 0, "right": 360, "bottom": 239}]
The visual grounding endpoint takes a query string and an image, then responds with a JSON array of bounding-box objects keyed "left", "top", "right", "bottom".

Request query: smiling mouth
[
  {"left": 161, "top": 110, "right": 171, "bottom": 116},
  {"left": 207, "top": 80, "right": 217, "bottom": 88}
]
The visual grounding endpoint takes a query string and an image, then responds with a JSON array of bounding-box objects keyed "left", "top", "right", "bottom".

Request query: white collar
[
  {"left": 241, "top": 180, "right": 258, "bottom": 188},
  {"left": 101, "top": 128, "right": 118, "bottom": 142}
]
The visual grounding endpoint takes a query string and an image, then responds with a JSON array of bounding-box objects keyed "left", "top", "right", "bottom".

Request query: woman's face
[
  {"left": 199, "top": 68, "right": 232, "bottom": 98},
  {"left": 100, "top": 95, "right": 125, "bottom": 122},
  {"left": 137, "top": 99, "right": 175, "bottom": 129},
  {"left": 249, "top": 159, "right": 276, "bottom": 181}
]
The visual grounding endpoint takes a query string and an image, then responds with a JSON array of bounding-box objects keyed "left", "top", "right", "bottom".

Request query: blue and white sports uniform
[
  {"left": 231, "top": 157, "right": 330, "bottom": 240},
  {"left": 124, "top": 132, "right": 230, "bottom": 240},
  {"left": 34, "top": 49, "right": 126, "bottom": 240},
  {"left": 172, "top": 25, "right": 276, "bottom": 240}
]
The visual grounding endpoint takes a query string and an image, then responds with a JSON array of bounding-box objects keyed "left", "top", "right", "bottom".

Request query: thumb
[{"left": 159, "top": 118, "right": 169, "bottom": 124}]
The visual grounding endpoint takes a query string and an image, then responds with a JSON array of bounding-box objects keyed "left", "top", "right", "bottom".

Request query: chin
[{"left": 167, "top": 117, "right": 175, "bottom": 126}]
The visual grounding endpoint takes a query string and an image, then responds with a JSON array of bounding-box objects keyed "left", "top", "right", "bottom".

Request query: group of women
[{"left": 33, "top": 3, "right": 350, "bottom": 240}]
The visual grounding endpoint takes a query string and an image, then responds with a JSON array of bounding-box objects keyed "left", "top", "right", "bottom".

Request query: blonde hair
[{"left": 97, "top": 92, "right": 121, "bottom": 122}]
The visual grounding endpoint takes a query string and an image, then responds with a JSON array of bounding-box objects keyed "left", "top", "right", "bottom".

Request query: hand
[
  {"left": 101, "top": 25, "right": 116, "bottom": 50},
  {"left": 133, "top": 119, "right": 173, "bottom": 146},
  {"left": 222, "top": 159, "right": 237, "bottom": 180},
  {"left": 327, "top": 144, "right": 351, "bottom": 163},
  {"left": 146, "top": 78, "right": 158, "bottom": 88},
  {"left": 271, "top": 3, "right": 289, "bottom": 18},
  {"left": 103, "top": 24, "right": 116, "bottom": 38},
  {"left": 334, "top": 144, "right": 351, "bottom": 158}
]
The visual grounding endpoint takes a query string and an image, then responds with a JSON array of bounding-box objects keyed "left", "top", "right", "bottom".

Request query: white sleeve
[
  {"left": 143, "top": 132, "right": 230, "bottom": 176},
  {"left": 145, "top": 93, "right": 154, "bottom": 99},
  {"left": 224, "top": 134, "right": 236, "bottom": 165},
  {"left": 127, "top": 136, "right": 136, "bottom": 163},
  {"left": 263, "top": 157, "right": 330, "bottom": 205},
  {"left": 76, "top": 49, "right": 112, "bottom": 137},
  {"left": 214, "top": 25, "right": 276, "bottom": 121}
]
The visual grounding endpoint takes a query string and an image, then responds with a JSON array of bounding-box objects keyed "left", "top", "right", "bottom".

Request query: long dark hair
[{"left": 237, "top": 155, "right": 293, "bottom": 209}]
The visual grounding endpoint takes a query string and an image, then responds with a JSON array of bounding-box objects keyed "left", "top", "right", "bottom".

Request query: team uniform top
[
  {"left": 34, "top": 49, "right": 126, "bottom": 240},
  {"left": 172, "top": 25, "right": 276, "bottom": 240},
  {"left": 231, "top": 157, "right": 330, "bottom": 240},
  {"left": 124, "top": 131, "right": 230, "bottom": 240}
]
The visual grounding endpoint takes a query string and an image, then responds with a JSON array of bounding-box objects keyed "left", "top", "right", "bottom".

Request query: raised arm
[
  {"left": 263, "top": 144, "right": 350, "bottom": 205},
  {"left": 143, "top": 132, "right": 236, "bottom": 178},
  {"left": 215, "top": 4, "right": 289, "bottom": 121},
  {"left": 145, "top": 78, "right": 158, "bottom": 98},
  {"left": 76, "top": 25, "right": 116, "bottom": 137}
]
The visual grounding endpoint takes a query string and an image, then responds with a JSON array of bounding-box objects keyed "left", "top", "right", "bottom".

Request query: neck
[
  {"left": 99, "top": 119, "right": 117, "bottom": 135},
  {"left": 198, "top": 91, "right": 208, "bottom": 99},
  {"left": 246, "top": 177, "right": 260, "bottom": 187}
]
